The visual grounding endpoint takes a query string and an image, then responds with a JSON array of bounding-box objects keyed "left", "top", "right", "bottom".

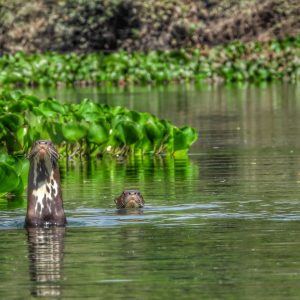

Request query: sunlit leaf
[
  {"left": 87, "top": 123, "right": 109, "bottom": 144},
  {"left": 62, "top": 122, "right": 87, "bottom": 143},
  {"left": 14, "top": 159, "right": 29, "bottom": 186},
  {"left": 113, "top": 119, "right": 142, "bottom": 145},
  {"left": 76, "top": 99, "right": 102, "bottom": 116},
  {"left": 39, "top": 99, "right": 66, "bottom": 117},
  {"left": 144, "top": 120, "right": 165, "bottom": 143},
  {"left": 172, "top": 126, "right": 198, "bottom": 153}
]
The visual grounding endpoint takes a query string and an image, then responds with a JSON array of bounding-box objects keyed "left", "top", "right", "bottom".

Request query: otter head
[
  {"left": 25, "top": 140, "right": 66, "bottom": 227},
  {"left": 115, "top": 190, "right": 145, "bottom": 209}
]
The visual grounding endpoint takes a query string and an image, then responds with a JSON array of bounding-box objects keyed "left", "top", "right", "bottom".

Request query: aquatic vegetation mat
[
  {"left": 0, "top": 90, "right": 197, "bottom": 197},
  {"left": 0, "top": 37, "right": 299, "bottom": 86}
]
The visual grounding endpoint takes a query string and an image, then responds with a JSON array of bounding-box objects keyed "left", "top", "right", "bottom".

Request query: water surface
[{"left": 1, "top": 83, "right": 300, "bottom": 299}]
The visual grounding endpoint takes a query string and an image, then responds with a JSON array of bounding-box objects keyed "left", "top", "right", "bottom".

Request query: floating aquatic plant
[
  {"left": 0, "top": 37, "right": 299, "bottom": 87},
  {"left": 0, "top": 154, "right": 29, "bottom": 198},
  {"left": 0, "top": 90, "right": 198, "bottom": 198}
]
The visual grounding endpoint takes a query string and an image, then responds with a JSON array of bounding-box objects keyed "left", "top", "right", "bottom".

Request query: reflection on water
[
  {"left": 1, "top": 83, "right": 300, "bottom": 299},
  {"left": 26, "top": 82, "right": 300, "bottom": 151},
  {"left": 27, "top": 227, "right": 65, "bottom": 297},
  {"left": 61, "top": 155, "right": 199, "bottom": 210}
]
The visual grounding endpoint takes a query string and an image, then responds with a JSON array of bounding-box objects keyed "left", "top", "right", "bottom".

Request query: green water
[{"left": 1, "top": 83, "right": 300, "bottom": 299}]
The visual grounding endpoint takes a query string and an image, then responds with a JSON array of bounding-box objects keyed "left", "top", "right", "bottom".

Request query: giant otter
[
  {"left": 115, "top": 190, "right": 145, "bottom": 209},
  {"left": 25, "top": 140, "right": 66, "bottom": 227}
]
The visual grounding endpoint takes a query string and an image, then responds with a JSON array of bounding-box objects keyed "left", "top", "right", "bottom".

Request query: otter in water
[
  {"left": 25, "top": 140, "right": 66, "bottom": 227},
  {"left": 115, "top": 190, "right": 145, "bottom": 209}
]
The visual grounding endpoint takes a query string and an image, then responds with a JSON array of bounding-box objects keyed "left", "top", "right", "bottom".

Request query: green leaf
[
  {"left": 0, "top": 163, "right": 20, "bottom": 194},
  {"left": 16, "top": 127, "right": 27, "bottom": 147},
  {"left": 9, "top": 101, "right": 30, "bottom": 112},
  {"left": 0, "top": 124, "right": 7, "bottom": 139},
  {"left": 62, "top": 122, "right": 87, "bottom": 143},
  {"left": 11, "top": 178, "right": 24, "bottom": 195},
  {"left": 23, "top": 126, "right": 41, "bottom": 148},
  {"left": 180, "top": 126, "right": 198, "bottom": 147},
  {"left": 0, "top": 113, "right": 24, "bottom": 132},
  {"left": 144, "top": 120, "right": 165, "bottom": 143},
  {"left": 87, "top": 123, "right": 109, "bottom": 144},
  {"left": 14, "top": 159, "right": 29, "bottom": 186},
  {"left": 76, "top": 99, "right": 102, "bottom": 116},
  {"left": 45, "top": 121, "right": 65, "bottom": 144},
  {"left": 39, "top": 99, "right": 66, "bottom": 117},
  {"left": 172, "top": 127, "right": 198, "bottom": 153},
  {"left": 113, "top": 120, "right": 142, "bottom": 145}
]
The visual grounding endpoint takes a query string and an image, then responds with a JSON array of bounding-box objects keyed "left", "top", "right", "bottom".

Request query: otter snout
[
  {"left": 115, "top": 190, "right": 145, "bottom": 209},
  {"left": 28, "top": 140, "right": 59, "bottom": 163},
  {"left": 38, "top": 143, "right": 48, "bottom": 160}
]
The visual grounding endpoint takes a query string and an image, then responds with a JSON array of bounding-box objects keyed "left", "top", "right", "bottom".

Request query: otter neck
[{"left": 26, "top": 158, "right": 66, "bottom": 227}]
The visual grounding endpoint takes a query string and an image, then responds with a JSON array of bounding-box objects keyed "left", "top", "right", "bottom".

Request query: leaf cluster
[
  {"left": 0, "top": 38, "right": 299, "bottom": 86},
  {"left": 0, "top": 90, "right": 198, "bottom": 197}
]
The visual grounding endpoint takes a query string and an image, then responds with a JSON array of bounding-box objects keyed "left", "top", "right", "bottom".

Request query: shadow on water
[{"left": 26, "top": 227, "right": 65, "bottom": 298}]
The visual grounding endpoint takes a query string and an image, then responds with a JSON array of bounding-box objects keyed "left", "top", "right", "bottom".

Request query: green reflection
[
  {"left": 1, "top": 83, "right": 300, "bottom": 300},
  {"left": 62, "top": 155, "right": 199, "bottom": 208}
]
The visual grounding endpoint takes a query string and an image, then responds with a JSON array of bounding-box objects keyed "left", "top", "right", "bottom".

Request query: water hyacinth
[
  {"left": 0, "top": 37, "right": 299, "bottom": 86},
  {"left": 0, "top": 90, "right": 197, "bottom": 197}
]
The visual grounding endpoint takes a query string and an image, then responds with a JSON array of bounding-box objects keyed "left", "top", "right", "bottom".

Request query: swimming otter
[
  {"left": 25, "top": 140, "right": 66, "bottom": 227},
  {"left": 115, "top": 190, "right": 145, "bottom": 209}
]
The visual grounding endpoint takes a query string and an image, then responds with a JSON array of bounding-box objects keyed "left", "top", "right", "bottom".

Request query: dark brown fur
[
  {"left": 115, "top": 190, "right": 145, "bottom": 209},
  {"left": 25, "top": 140, "right": 66, "bottom": 227}
]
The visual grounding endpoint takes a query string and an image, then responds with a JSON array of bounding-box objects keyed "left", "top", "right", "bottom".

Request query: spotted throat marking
[
  {"left": 32, "top": 170, "right": 58, "bottom": 215},
  {"left": 26, "top": 140, "right": 66, "bottom": 227}
]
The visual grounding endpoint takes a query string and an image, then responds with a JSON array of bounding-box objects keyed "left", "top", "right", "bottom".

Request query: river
[{"left": 1, "top": 82, "right": 300, "bottom": 299}]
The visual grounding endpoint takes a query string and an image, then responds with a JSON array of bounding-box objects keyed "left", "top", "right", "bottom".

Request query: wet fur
[
  {"left": 25, "top": 140, "right": 66, "bottom": 227},
  {"left": 115, "top": 190, "right": 145, "bottom": 209}
]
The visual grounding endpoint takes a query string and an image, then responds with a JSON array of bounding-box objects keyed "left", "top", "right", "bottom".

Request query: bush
[{"left": 0, "top": 0, "right": 299, "bottom": 53}]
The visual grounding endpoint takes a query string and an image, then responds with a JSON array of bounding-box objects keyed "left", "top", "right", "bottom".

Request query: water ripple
[{"left": 1, "top": 203, "right": 300, "bottom": 229}]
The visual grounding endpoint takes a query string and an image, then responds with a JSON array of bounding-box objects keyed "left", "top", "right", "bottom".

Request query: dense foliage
[
  {"left": 0, "top": 90, "right": 197, "bottom": 198},
  {"left": 1, "top": 0, "right": 299, "bottom": 53},
  {"left": 0, "top": 38, "right": 299, "bottom": 86}
]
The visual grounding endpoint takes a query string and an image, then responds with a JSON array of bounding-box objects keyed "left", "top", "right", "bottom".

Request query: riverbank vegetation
[
  {"left": 1, "top": 37, "right": 299, "bottom": 86},
  {"left": 1, "top": 0, "right": 299, "bottom": 53},
  {"left": 0, "top": 0, "right": 299, "bottom": 197},
  {"left": 1, "top": 1, "right": 299, "bottom": 86},
  {"left": 0, "top": 90, "right": 197, "bottom": 198}
]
